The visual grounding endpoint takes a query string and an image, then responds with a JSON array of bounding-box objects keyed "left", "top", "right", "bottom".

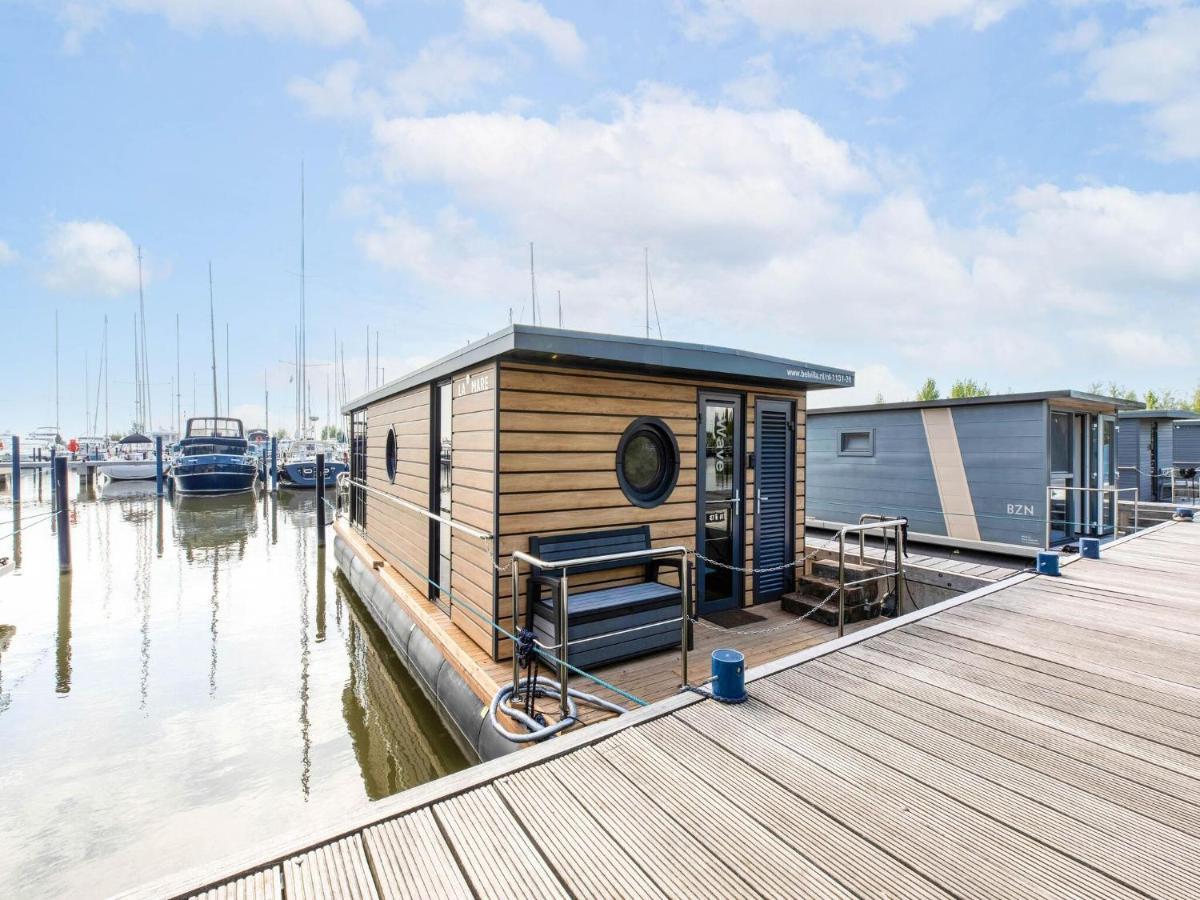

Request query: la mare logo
[{"left": 455, "top": 371, "right": 491, "bottom": 397}]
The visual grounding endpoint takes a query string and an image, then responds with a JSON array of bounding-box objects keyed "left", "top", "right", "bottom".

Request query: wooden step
[
  {"left": 781, "top": 575, "right": 883, "bottom": 626},
  {"left": 810, "top": 558, "right": 884, "bottom": 583}
]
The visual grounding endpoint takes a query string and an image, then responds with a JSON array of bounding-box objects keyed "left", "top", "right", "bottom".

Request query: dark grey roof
[
  {"left": 343, "top": 325, "right": 854, "bottom": 412},
  {"left": 810, "top": 389, "right": 1144, "bottom": 416},
  {"left": 118, "top": 432, "right": 152, "bottom": 444},
  {"left": 1119, "top": 409, "right": 1200, "bottom": 420}
]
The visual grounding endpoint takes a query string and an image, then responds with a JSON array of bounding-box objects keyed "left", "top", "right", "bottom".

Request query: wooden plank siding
[
  {"left": 448, "top": 363, "right": 499, "bottom": 656},
  {"left": 364, "top": 384, "right": 432, "bottom": 603},
  {"left": 496, "top": 362, "right": 808, "bottom": 648}
]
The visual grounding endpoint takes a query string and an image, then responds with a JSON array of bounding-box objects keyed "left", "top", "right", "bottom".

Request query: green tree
[
  {"left": 949, "top": 378, "right": 990, "bottom": 399},
  {"left": 915, "top": 378, "right": 939, "bottom": 401},
  {"left": 273, "top": 428, "right": 289, "bottom": 440},
  {"left": 1191, "top": 384, "right": 1200, "bottom": 413},
  {"left": 1144, "top": 389, "right": 1160, "bottom": 410}
]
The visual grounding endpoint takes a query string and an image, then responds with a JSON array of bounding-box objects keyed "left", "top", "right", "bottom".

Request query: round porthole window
[
  {"left": 616, "top": 417, "right": 680, "bottom": 508},
  {"left": 385, "top": 427, "right": 398, "bottom": 483}
]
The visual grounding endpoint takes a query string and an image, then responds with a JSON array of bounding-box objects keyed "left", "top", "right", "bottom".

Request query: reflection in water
[
  {"left": 0, "top": 484, "right": 468, "bottom": 899},
  {"left": 55, "top": 576, "right": 71, "bottom": 695},
  {"left": 11, "top": 507, "right": 21, "bottom": 570},
  {"left": 338, "top": 572, "right": 466, "bottom": 799}
]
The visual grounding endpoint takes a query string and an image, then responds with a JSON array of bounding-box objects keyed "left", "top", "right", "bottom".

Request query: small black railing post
[
  {"left": 155, "top": 435, "right": 164, "bottom": 496},
  {"left": 315, "top": 452, "right": 326, "bottom": 548}
]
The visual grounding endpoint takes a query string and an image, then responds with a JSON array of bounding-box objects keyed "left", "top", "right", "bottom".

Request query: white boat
[{"left": 97, "top": 433, "right": 160, "bottom": 481}]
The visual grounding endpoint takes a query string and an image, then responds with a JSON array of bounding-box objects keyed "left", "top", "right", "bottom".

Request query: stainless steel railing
[
  {"left": 834, "top": 518, "right": 908, "bottom": 638},
  {"left": 1044, "top": 485, "right": 1139, "bottom": 547},
  {"left": 511, "top": 545, "right": 690, "bottom": 720}
]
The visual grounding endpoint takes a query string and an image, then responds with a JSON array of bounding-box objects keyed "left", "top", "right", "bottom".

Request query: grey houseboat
[
  {"left": 807, "top": 391, "right": 1142, "bottom": 555},
  {"left": 1116, "top": 409, "right": 1200, "bottom": 502}
]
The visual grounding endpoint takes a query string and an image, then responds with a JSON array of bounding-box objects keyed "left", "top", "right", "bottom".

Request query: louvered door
[{"left": 754, "top": 399, "right": 794, "bottom": 601}]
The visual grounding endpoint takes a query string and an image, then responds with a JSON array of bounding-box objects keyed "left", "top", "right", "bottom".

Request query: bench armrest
[
  {"left": 650, "top": 557, "right": 684, "bottom": 581},
  {"left": 524, "top": 570, "right": 563, "bottom": 630}
]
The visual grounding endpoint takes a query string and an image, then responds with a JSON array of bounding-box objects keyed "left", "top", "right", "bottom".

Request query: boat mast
[
  {"left": 132, "top": 314, "right": 139, "bottom": 430},
  {"left": 176, "top": 313, "right": 181, "bottom": 436},
  {"left": 103, "top": 314, "right": 109, "bottom": 438},
  {"left": 208, "top": 261, "right": 219, "bottom": 418},
  {"left": 138, "top": 246, "right": 152, "bottom": 431},
  {"left": 54, "top": 309, "right": 60, "bottom": 440},
  {"left": 225, "top": 322, "right": 230, "bottom": 418},
  {"left": 300, "top": 161, "right": 307, "bottom": 436},
  {"left": 84, "top": 353, "right": 89, "bottom": 441}
]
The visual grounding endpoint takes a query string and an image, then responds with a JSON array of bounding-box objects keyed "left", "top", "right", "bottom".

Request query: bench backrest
[{"left": 528, "top": 526, "right": 653, "bottom": 576}]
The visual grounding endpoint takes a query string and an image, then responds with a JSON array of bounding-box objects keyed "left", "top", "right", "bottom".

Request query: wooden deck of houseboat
[{"left": 149, "top": 520, "right": 1200, "bottom": 900}]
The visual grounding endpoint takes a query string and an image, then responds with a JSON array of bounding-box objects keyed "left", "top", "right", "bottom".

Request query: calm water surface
[{"left": 0, "top": 472, "right": 468, "bottom": 898}]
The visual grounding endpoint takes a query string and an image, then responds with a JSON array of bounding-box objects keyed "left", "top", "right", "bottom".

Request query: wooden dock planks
[{"left": 166, "top": 522, "right": 1200, "bottom": 900}]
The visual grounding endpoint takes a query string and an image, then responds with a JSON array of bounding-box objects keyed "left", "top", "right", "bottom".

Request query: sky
[{"left": 1, "top": 0, "right": 1198, "bottom": 438}]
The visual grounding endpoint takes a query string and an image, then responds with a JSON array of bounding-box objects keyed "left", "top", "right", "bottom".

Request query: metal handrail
[
  {"left": 1044, "top": 485, "right": 1139, "bottom": 547},
  {"left": 344, "top": 476, "right": 493, "bottom": 542},
  {"left": 511, "top": 544, "right": 690, "bottom": 720},
  {"left": 835, "top": 518, "right": 907, "bottom": 639}
]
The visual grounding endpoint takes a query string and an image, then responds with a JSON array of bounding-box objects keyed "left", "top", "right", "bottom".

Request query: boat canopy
[
  {"left": 185, "top": 417, "right": 245, "bottom": 439},
  {"left": 118, "top": 433, "right": 153, "bottom": 444}
]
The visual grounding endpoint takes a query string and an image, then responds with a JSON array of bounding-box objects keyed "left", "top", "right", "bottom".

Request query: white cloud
[
  {"left": 60, "top": 0, "right": 366, "bottom": 52},
  {"left": 1079, "top": 5, "right": 1200, "bottom": 159},
  {"left": 463, "top": 0, "right": 585, "bottom": 65},
  {"left": 677, "top": 0, "right": 1023, "bottom": 43},
  {"left": 291, "top": 41, "right": 510, "bottom": 120},
  {"left": 820, "top": 37, "right": 907, "bottom": 99},
  {"left": 721, "top": 54, "right": 782, "bottom": 108},
  {"left": 351, "top": 90, "right": 1200, "bottom": 388},
  {"left": 0, "top": 239, "right": 17, "bottom": 266},
  {"left": 42, "top": 221, "right": 143, "bottom": 296}
]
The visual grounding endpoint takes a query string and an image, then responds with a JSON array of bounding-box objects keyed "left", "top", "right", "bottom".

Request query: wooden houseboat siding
[
  {"left": 364, "top": 383, "right": 431, "bottom": 600},
  {"left": 495, "top": 362, "right": 807, "bottom": 648},
  {"left": 447, "top": 363, "right": 498, "bottom": 654}
]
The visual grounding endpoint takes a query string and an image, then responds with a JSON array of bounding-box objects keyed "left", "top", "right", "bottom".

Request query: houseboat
[
  {"left": 806, "top": 390, "right": 1142, "bottom": 555},
  {"left": 334, "top": 324, "right": 853, "bottom": 758},
  {"left": 1117, "top": 409, "right": 1200, "bottom": 502}
]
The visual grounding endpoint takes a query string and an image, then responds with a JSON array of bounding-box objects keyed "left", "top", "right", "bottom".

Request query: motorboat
[
  {"left": 97, "top": 433, "right": 159, "bottom": 481},
  {"left": 278, "top": 438, "right": 348, "bottom": 489},
  {"left": 171, "top": 417, "right": 258, "bottom": 496}
]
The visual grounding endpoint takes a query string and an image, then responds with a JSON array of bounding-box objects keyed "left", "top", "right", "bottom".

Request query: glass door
[
  {"left": 696, "top": 393, "right": 744, "bottom": 614},
  {"left": 1099, "top": 415, "right": 1116, "bottom": 534},
  {"left": 1049, "top": 412, "right": 1072, "bottom": 543}
]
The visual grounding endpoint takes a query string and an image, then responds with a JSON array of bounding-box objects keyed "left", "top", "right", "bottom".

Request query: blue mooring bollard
[
  {"left": 711, "top": 648, "right": 747, "bottom": 703},
  {"left": 1036, "top": 550, "right": 1061, "bottom": 576},
  {"left": 270, "top": 437, "right": 278, "bottom": 493},
  {"left": 1079, "top": 537, "right": 1100, "bottom": 559},
  {"left": 315, "top": 452, "right": 326, "bottom": 548}
]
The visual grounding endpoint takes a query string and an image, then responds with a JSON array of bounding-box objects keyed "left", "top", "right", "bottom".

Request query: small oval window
[
  {"left": 385, "top": 427, "right": 398, "bottom": 483},
  {"left": 616, "top": 417, "right": 679, "bottom": 508}
]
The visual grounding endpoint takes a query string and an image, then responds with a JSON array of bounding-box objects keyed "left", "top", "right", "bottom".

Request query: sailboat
[{"left": 171, "top": 264, "right": 258, "bottom": 496}]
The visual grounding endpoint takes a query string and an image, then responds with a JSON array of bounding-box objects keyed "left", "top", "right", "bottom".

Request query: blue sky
[{"left": 2, "top": 0, "right": 1198, "bottom": 437}]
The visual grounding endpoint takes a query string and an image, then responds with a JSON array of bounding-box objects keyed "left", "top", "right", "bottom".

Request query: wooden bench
[{"left": 524, "top": 526, "right": 686, "bottom": 671}]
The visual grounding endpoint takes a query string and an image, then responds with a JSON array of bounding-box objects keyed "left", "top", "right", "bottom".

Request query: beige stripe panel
[{"left": 921, "top": 408, "right": 982, "bottom": 542}]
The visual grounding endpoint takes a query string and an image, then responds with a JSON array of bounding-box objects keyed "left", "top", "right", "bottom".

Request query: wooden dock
[{"left": 138, "top": 521, "right": 1200, "bottom": 899}]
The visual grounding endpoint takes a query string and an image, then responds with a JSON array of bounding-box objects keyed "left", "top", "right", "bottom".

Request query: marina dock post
[
  {"left": 54, "top": 455, "right": 70, "bottom": 573},
  {"left": 155, "top": 436, "right": 164, "bottom": 496},
  {"left": 10, "top": 435, "right": 19, "bottom": 503},
  {"left": 270, "top": 438, "right": 278, "bottom": 493},
  {"left": 260, "top": 447, "right": 267, "bottom": 485},
  {"left": 315, "top": 453, "right": 325, "bottom": 548}
]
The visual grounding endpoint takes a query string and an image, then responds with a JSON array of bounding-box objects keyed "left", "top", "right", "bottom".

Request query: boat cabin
[
  {"left": 342, "top": 325, "right": 853, "bottom": 661},
  {"left": 807, "top": 391, "right": 1142, "bottom": 555},
  {"left": 1116, "top": 409, "right": 1200, "bottom": 502}
]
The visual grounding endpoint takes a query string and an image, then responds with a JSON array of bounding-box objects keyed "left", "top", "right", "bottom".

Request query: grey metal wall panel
[
  {"left": 954, "top": 402, "right": 1047, "bottom": 549},
  {"left": 1175, "top": 422, "right": 1200, "bottom": 467},
  {"left": 806, "top": 409, "right": 947, "bottom": 536},
  {"left": 1117, "top": 419, "right": 1139, "bottom": 492}
]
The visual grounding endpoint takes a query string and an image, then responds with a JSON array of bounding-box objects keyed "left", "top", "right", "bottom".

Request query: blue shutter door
[{"left": 754, "top": 400, "right": 793, "bottom": 600}]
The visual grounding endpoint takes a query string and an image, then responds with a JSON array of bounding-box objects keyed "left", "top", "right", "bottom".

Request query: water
[{"left": 0, "top": 472, "right": 469, "bottom": 898}]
